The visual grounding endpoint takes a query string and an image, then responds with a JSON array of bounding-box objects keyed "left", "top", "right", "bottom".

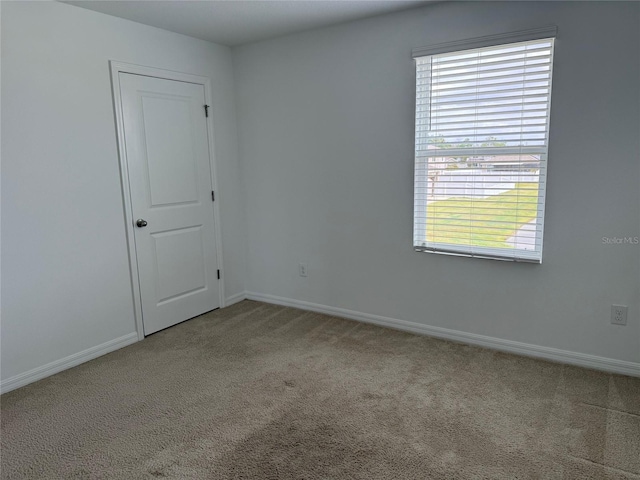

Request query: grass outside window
[{"left": 426, "top": 182, "right": 539, "bottom": 248}]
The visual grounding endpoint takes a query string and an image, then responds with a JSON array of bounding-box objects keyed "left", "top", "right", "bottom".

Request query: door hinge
[
  {"left": 217, "top": 269, "right": 220, "bottom": 280},
  {"left": 211, "top": 191, "right": 215, "bottom": 202},
  {"left": 204, "top": 104, "right": 209, "bottom": 117}
]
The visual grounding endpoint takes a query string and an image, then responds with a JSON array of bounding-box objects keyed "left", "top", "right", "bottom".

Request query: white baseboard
[
  {"left": 245, "top": 291, "right": 640, "bottom": 378},
  {"left": 4, "top": 294, "right": 635, "bottom": 395},
  {"left": 0, "top": 332, "right": 139, "bottom": 394},
  {"left": 225, "top": 291, "right": 248, "bottom": 307}
]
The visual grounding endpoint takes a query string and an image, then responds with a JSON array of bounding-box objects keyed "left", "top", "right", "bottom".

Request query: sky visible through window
[{"left": 418, "top": 40, "right": 552, "bottom": 149}]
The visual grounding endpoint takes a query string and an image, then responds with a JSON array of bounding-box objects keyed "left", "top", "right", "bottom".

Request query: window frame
[{"left": 412, "top": 27, "right": 557, "bottom": 263}]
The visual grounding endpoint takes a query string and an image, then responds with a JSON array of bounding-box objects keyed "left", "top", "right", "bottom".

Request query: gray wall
[
  {"left": 1, "top": 1, "right": 246, "bottom": 382},
  {"left": 233, "top": 1, "right": 640, "bottom": 362}
]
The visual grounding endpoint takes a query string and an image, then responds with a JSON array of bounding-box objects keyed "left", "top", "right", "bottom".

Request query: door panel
[
  {"left": 119, "top": 73, "right": 219, "bottom": 335},
  {"left": 152, "top": 226, "right": 206, "bottom": 303},
  {"left": 141, "top": 95, "right": 200, "bottom": 206}
]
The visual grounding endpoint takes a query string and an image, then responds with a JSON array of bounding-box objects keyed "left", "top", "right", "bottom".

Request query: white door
[{"left": 119, "top": 73, "right": 219, "bottom": 335}]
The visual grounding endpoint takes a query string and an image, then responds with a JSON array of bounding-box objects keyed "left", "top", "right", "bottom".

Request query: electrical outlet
[
  {"left": 611, "top": 305, "right": 627, "bottom": 326},
  {"left": 298, "top": 263, "right": 308, "bottom": 277}
]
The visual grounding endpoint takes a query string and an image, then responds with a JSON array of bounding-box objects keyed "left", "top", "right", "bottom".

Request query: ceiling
[{"left": 63, "top": 0, "right": 432, "bottom": 47}]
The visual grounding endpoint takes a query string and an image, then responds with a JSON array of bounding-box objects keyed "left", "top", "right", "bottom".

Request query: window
[{"left": 413, "top": 29, "right": 556, "bottom": 262}]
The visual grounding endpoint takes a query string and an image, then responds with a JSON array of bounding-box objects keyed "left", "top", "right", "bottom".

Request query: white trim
[
  {"left": 109, "top": 61, "right": 226, "bottom": 339},
  {"left": 0, "top": 333, "right": 139, "bottom": 394},
  {"left": 110, "top": 62, "right": 145, "bottom": 340},
  {"left": 200, "top": 71, "right": 227, "bottom": 309},
  {"left": 412, "top": 26, "right": 558, "bottom": 58},
  {"left": 245, "top": 292, "right": 640, "bottom": 378},
  {"left": 225, "top": 291, "right": 248, "bottom": 307}
]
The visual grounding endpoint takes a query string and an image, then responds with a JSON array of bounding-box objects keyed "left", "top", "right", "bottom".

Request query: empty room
[{"left": 1, "top": 0, "right": 639, "bottom": 478}]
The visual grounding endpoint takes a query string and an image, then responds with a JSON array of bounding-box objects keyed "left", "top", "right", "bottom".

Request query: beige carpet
[{"left": 1, "top": 300, "right": 639, "bottom": 479}]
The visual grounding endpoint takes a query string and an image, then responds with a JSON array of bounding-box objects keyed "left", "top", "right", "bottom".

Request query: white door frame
[{"left": 110, "top": 61, "right": 226, "bottom": 340}]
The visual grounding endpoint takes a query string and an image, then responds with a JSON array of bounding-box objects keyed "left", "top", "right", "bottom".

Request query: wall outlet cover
[
  {"left": 611, "top": 305, "right": 628, "bottom": 326},
  {"left": 298, "top": 263, "right": 308, "bottom": 277}
]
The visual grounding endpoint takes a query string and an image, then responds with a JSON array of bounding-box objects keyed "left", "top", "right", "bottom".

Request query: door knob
[{"left": 136, "top": 219, "right": 148, "bottom": 228}]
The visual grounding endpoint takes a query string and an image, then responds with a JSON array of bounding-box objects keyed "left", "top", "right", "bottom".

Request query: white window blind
[{"left": 413, "top": 33, "right": 555, "bottom": 263}]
